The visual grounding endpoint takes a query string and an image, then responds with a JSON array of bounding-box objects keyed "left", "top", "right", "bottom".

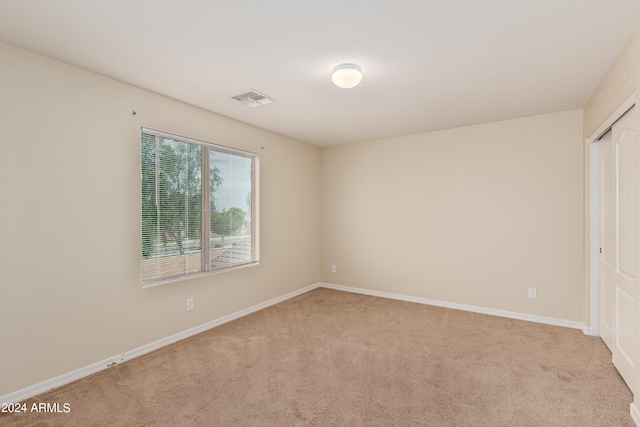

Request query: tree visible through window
[{"left": 141, "top": 129, "right": 257, "bottom": 284}]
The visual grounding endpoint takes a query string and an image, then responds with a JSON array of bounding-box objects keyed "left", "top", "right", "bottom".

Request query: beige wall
[
  {"left": 0, "top": 42, "right": 321, "bottom": 396},
  {"left": 3, "top": 20, "right": 638, "bottom": 403},
  {"left": 321, "top": 110, "right": 585, "bottom": 321},
  {"left": 583, "top": 24, "right": 640, "bottom": 409}
]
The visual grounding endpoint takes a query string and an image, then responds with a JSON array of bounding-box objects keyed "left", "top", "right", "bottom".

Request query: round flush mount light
[{"left": 331, "top": 63, "right": 363, "bottom": 89}]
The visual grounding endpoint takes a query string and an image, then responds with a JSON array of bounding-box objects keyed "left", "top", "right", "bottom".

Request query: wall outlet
[
  {"left": 186, "top": 297, "right": 194, "bottom": 311},
  {"left": 331, "top": 265, "right": 337, "bottom": 273},
  {"left": 527, "top": 288, "right": 538, "bottom": 299}
]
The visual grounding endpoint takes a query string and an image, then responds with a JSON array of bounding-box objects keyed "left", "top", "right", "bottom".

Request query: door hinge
[{"left": 600, "top": 248, "right": 602, "bottom": 254}]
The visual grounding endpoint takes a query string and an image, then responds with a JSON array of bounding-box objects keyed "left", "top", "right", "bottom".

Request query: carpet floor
[{"left": 1, "top": 287, "right": 634, "bottom": 426}]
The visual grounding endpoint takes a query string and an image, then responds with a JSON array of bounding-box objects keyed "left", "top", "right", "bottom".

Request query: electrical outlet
[
  {"left": 528, "top": 288, "right": 538, "bottom": 299},
  {"left": 331, "top": 265, "right": 337, "bottom": 273},
  {"left": 186, "top": 297, "right": 194, "bottom": 311}
]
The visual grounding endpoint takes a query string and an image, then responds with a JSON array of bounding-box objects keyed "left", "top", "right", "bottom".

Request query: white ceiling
[{"left": 1, "top": 1, "right": 639, "bottom": 147}]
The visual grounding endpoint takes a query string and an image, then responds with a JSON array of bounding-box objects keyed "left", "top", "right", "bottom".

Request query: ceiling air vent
[{"left": 232, "top": 90, "right": 276, "bottom": 108}]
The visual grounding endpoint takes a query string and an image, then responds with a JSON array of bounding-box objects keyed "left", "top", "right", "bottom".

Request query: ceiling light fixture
[{"left": 331, "top": 63, "right": 363, "bottom": 89}]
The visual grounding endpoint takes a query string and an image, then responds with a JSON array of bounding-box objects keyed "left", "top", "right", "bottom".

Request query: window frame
[{"left": 140, "top": 127, "right": 259, "bottom": 286}]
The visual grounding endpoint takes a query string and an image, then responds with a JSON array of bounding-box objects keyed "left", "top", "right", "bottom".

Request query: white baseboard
[
  {"left": 319, "top": 283, "right": 584, "bottom": 330},
  {"left": 631, "top": 403, "right": 640, "bottom": 426},
  {"left": 0, "top": 283, "right": 321, "bottom": 405},
  {"left": 2, "top": 281, "right": 586, "bottom": 405}
]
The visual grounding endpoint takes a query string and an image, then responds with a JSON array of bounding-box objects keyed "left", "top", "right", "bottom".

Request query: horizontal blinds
[
  {"left": 141, "top": 131, "right": 203, "bottom": 283},
  {"left": 142, "top": 128, "right": 255, "bottom": 159},
  {"left": 141, "top": 129, "right": 256, "bottom": 284},
  {"left": 209, "top": 149, "right": 254, "bottom": 270}
]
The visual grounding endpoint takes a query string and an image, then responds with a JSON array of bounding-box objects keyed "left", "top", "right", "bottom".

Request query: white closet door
[{"left": 599, "top": 105, "right": 636, "bottom": 392}]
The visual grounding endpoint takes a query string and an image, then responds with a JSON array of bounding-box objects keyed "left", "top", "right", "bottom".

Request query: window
[{"left": 141, "top": 128, "right": 257, "bottom": 285}]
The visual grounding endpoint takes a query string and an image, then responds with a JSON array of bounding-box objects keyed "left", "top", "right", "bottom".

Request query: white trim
[
  {"left": 631, "top": 402, "right": 640, "bottom": 426},
  {"left": 319, "top": 283, "right": 584, "bottom": 330},
  {"left": 587, "top": 92, "right": 636, "bottom": 142},
  {"left": 587, "top": 138, "right": 601, "bottom": 337},
  {"left": 2, "top": 281, "right": 589, "bottom": 405},
  {"left": 582, "top": 326, "right": 594, "bottom": 336},
  {"left": 586, "top": 92, "right": 636, "bottom": 339},
  {"left": 0, "top": 283, "right": 321, "bottom": 405}
]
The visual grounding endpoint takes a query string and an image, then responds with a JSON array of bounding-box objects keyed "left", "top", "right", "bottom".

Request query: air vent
[{"left": 232, "top": 90, "right": 276, "bottom": 108}]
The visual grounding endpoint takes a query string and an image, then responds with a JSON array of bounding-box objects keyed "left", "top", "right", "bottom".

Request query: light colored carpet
[{"left": 1, "top": 288, "right": 634, "bottom": 426}]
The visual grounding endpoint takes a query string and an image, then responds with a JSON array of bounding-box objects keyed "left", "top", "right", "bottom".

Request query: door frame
[{"left": 586, "top": 92, "right": 636, "bottom": 336}]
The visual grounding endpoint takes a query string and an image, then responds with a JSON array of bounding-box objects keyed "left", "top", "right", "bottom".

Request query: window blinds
[{"left": 141, "top": 129, "right": 257, "bottom": 284}]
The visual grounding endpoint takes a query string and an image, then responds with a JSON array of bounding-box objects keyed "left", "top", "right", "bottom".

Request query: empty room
[{"left": 2, "top": 1, "right": 640, "bottom": 425}]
